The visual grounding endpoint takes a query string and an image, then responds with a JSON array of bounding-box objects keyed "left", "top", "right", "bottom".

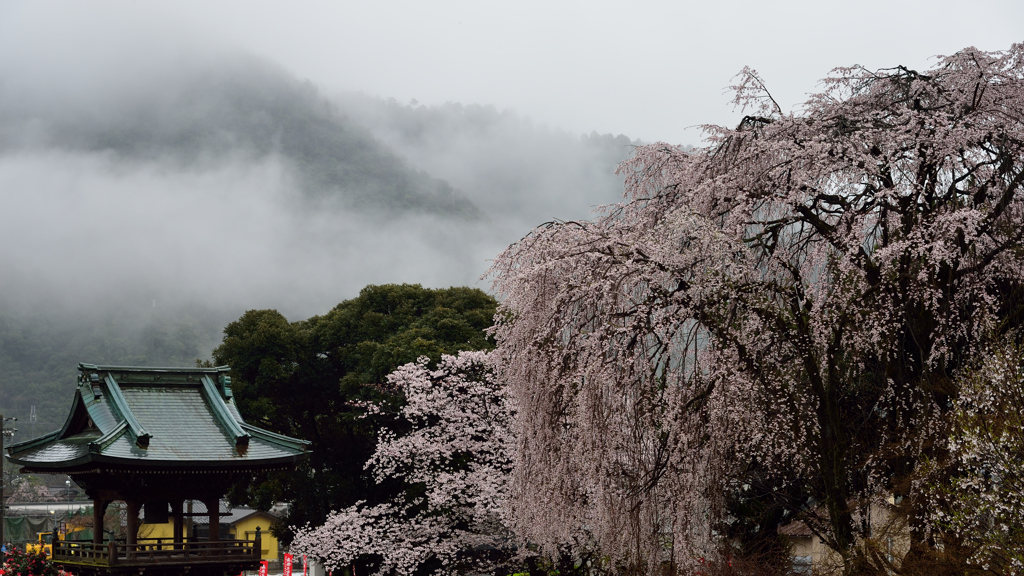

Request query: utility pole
[
  {"left": 0, "top": 415, "right": 17, "bottom": 551},
  {"left": 65, "top": 479, "right": 71, "bottom": 528}
]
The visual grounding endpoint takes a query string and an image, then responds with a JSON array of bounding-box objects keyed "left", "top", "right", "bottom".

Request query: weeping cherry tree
[{"left": 490, "top": 45, "right": 1024, "bottom": 573}]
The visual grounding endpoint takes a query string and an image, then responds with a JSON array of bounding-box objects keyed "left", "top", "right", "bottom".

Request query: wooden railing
[{"left": 53, "top": 534, "right": 262, "bottom": 568}]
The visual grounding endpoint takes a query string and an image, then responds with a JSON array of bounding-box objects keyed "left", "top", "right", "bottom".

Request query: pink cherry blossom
[
  {"left": 291, "top": 351, "right": 519, "bottom": 576},
  {"left": 489, "top": 44, "right": 1024, "bottom": 573}
]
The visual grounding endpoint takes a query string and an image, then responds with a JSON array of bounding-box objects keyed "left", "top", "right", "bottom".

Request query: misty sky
[
  {"left": 1, "top": 0, "right": 1022, "bottom": 320},
  {"left": 4, "top": 1, "right": 1022, "bottom": 144}
]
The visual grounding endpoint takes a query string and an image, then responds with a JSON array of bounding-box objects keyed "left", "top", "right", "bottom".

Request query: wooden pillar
[
  {"left": 205, "top": 498, "right": 219, "bottom": 542},
  {"left": 186, "top": 499, "right": 193, "bottom": 541},
  {"left": 92, "top": 498, "right": 108, "bottom": 544},
  {"left": 126, "top": 500, "right": 140, "bottom": 547},
  {"left": 171, "top": 499, "right": 184, "bottom": 548},
  {"left": 107, "top": 541, "right": 118, "bottom": 566}
]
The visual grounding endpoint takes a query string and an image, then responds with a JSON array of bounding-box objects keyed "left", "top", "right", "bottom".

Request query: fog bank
[{"left": 0, "top": 10, "right": 639, "bottom": 434}]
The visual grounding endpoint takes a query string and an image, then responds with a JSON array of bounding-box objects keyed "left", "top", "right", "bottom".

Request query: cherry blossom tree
[
  {"left": 490, "top": 45, "right": 1024, "bottom": 573},
  {"left": 290, "top": 351, "right": 519, "bottom": 576},
  {"left": 931, "top": 334, "right": 1024, "bottom": 574}
]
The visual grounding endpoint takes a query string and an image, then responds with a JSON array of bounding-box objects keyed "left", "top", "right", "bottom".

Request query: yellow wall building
[{"left": 138, "top": 505, "right": 281, "bottom": 562}]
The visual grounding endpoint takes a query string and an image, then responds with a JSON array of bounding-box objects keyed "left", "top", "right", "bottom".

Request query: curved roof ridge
[{"left": 79, "top": 363, "right": 231, "bottom": 373}]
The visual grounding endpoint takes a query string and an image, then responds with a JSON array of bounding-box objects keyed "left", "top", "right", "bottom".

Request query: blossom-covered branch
[
  {"left": 291, "top": 351, "right": 517, "bottom": 576},
  {"left": 935, "top": 335, "right": 1024, "bottom": 574}
]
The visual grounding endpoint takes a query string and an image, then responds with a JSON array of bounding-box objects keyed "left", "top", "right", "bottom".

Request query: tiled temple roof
[{"left": 8, "top": 364, "right": 309, "bottom": 473}]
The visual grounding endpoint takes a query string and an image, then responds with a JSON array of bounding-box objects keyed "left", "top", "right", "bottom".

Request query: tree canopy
[
  {"left": 490, "top": 45, "right": 1024, "bottom": 574},
  {"left": 212, "top": 284, "right": 498, "bottom": 539}
]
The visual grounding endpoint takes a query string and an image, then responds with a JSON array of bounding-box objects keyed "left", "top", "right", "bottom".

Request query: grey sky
[
  {"left": 4, "top": 1, "right": 1022, "bottom": 144},
  {"left": 1, "top": 0, "right": 1021, "bottom": 319}
]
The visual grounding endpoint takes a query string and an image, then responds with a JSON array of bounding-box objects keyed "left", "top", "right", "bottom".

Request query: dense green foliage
[{"left": 212, "top": 284, "right": 498, "bottom": 539}]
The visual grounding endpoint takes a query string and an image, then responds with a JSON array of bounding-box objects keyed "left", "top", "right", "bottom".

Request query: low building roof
[
  {"left": 8, "top": 364, "right": 310, "bottom": 473},
  {"left": 203, "top": 506, "right": 278, "bottom": 527},
  {"left": 777, "top": 520, "right": 814, "bottom": 538}
]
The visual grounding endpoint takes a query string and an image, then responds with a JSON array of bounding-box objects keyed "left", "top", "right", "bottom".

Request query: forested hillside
[
  {"left": 0, "top": 52, "right": 643, "bottom": 443},
  {"left": 335, "top": 93, "right": 639, "bottom": 226},
  {"left": 0, "top": 55, "right": 477, "bottom": 218}
]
